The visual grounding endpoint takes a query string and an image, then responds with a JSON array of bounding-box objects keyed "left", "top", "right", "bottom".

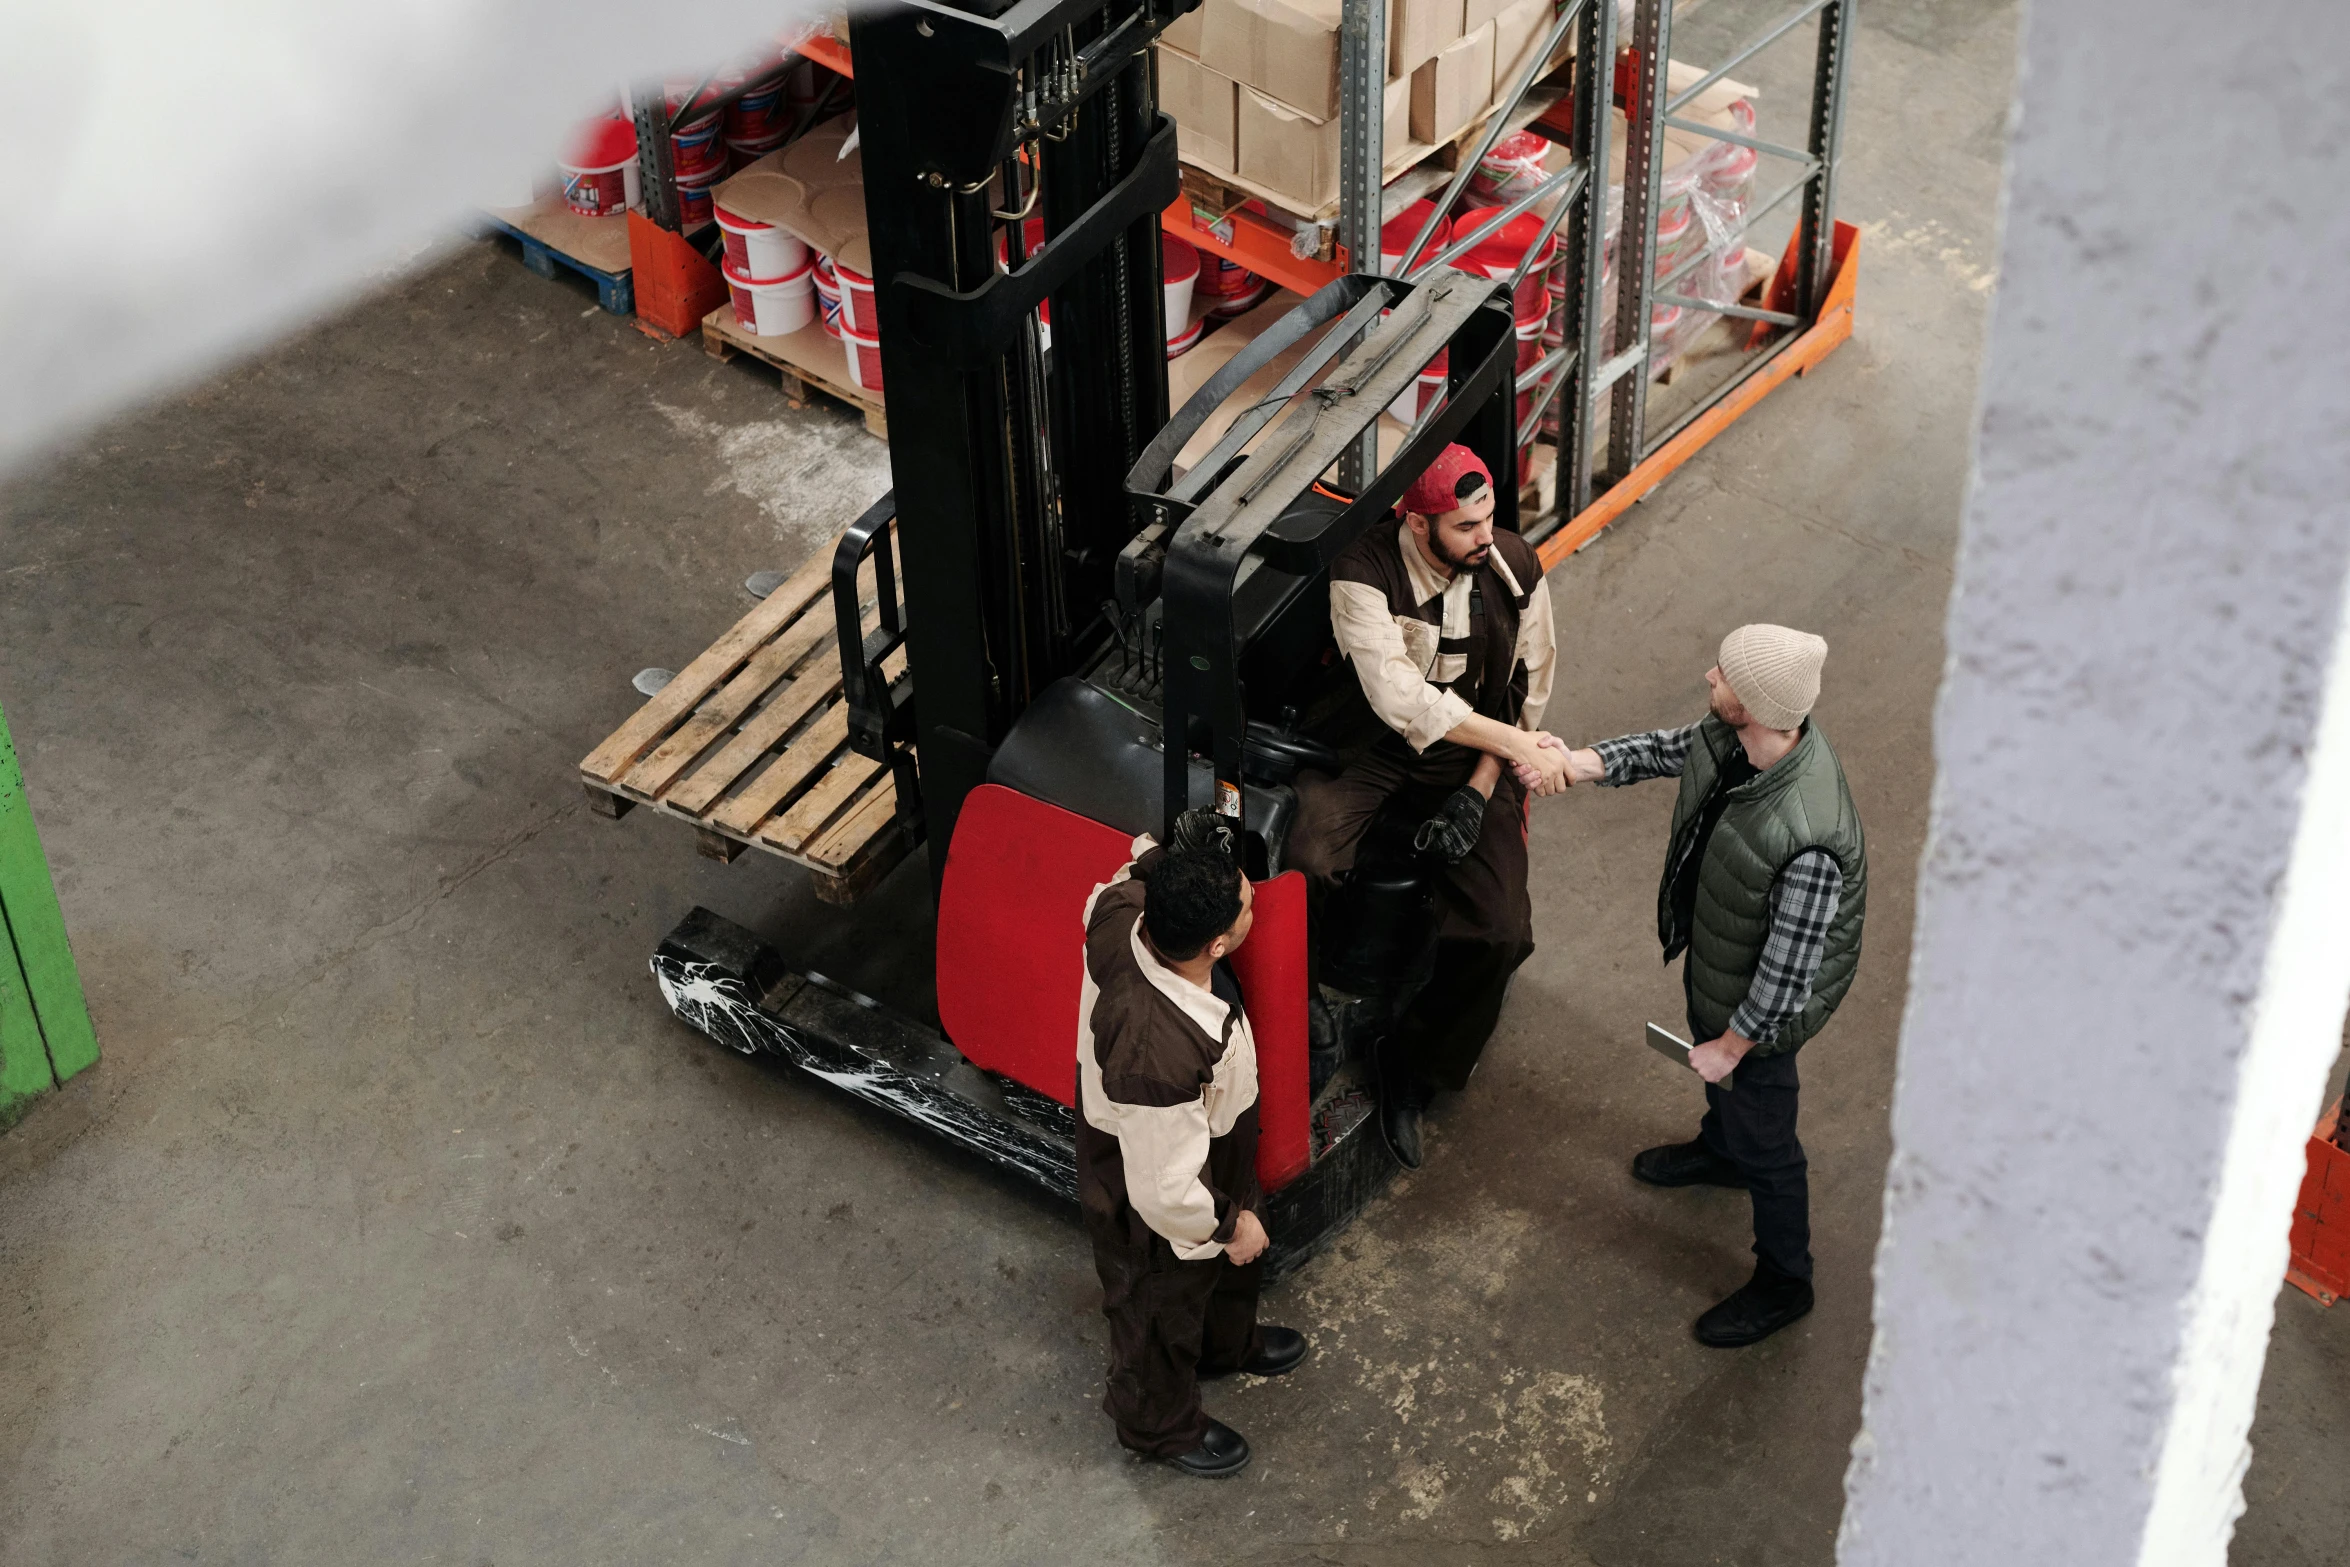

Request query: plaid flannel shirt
[{"left": 1592, "top": 724, "right": 1845, "bottom": 1046}]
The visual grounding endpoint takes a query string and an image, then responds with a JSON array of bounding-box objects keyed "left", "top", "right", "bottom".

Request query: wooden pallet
[
  {"left": 701, "top": 304, "right": 888, "bottom": 439},
  {"left": 578, "top": 531, "right": 912, "bottom": 904},
  {"left": 483, "top": 199, "right": 635, "bottom": 316}
]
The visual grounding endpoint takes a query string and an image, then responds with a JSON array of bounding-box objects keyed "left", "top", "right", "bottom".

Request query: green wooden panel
[
  {"left": 0, "top": 698, "right": 97, "bottom": 1083},
  {"left": 0, "top": 911, "right": 55, "bottom": 1124}
]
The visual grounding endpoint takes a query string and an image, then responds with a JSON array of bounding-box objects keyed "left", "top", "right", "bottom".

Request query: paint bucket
[
  {"left": 841, "top": 322, "right": 885, "bottom": 392},
  {"left": 835, "top": 257, "right": 879, "bottom": 335},
  {"left": 1167, "top": 316, "right": 1205, "bottom": 359},
  {"left": 1195, "top": 252, "right": 1258, "bottom": 300},
  {"left": 1515, "top": 314, "right": 1544, "bottom": 375},
  {"left": 1162, "top": 235, "right": 1200, "bottom": 338},
  {"left": 727, "top": 79, "right": 788, "bottom": 142},
  {"left": 724, "top": 255, "right": 816, "bottom": 337},
  {"left": 726, "top": 132, "right": 789, "bottom": 172},
  {"left": 813, "top": 255, "right": 842, "bottom": 337},
  {"left": 1468, "top": 131, "right": 1550, "bottom": 206},
  {"left": 671, "top": 112, "right": 725, "bottom": 179},
  {"left": 1456, "top": 206, "right": 1558, "bottom": 323},
  {"left": 1207, "top": 277, "right": 1270, "bottom": 319},
  {"left": 716, "top": 203, "right": 809, "bottom": 281},
  {"left": 676, "top": 164, "right": 725, "bottom": 229},
  {"left": 558, "top": 118, "right": 638, "bottom": 218},
  {"left": 1380, "top": 199, "right": 1453, "bottom": 277}
]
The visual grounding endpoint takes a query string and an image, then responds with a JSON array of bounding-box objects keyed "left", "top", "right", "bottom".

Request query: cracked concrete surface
[{"left": 0, "top": 2, "right": 2342, "bottom": 1562}]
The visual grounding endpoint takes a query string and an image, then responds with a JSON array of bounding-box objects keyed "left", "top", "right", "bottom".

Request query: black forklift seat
[{"left": 985, "top": 678, "right": 1298, "bottom": 873}]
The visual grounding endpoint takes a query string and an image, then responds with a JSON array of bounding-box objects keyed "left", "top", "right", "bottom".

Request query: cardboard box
[
  {"left": 1390, "top": 0, "right": 1466, "bottom": 78},
  {"left": 1159, "top": 45, "right": 1240, "bottom": 172},
  {"left": 1202, "top": 0, "right": 1343, "bottom": 121},
  {"left": 1411, "top": 22, "right": 1493, "bottom": 144},
  {"left": 1464, "top": 0, "right": 1513, "bottom": 32},
  {"left": 1237, "top": 88, "right": 1341, "bottom": 210},
  {"left": 1386, "top": 74, "right": 1411, "bottom": 158},
  {"left": 1162, "top": 0, "right": 1207, "bottom": 54},
  {"left": 1489, "top": 0, "right": 1557, "bottom": 104}
]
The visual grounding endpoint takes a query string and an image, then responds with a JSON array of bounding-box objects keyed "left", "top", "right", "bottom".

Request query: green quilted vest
[{"left": 1658, "top": 715, "right": 1867, "bottom": 1055}]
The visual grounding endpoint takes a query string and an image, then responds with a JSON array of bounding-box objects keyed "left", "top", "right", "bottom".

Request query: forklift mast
[{"left": 848, "top": 0, "right": 1186, "bottom": 869}]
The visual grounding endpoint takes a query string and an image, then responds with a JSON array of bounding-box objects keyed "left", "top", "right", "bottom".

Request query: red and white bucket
[
  {"left": 716, "top": 203, "right": 809, "bottom": 280},
  {"left": 1380, "top": 199, "right": 1453, "bottom": 277},
  {"left": 1514, "top": 314, "right": 1545, "bottom": 375},
  {"left": 1468, "top": 131, "right": 1551, "bottom": 206},
  {"left": 671, "top": 112, "right": 725, "bottom": 179},
  {"left": 676, "top": 164, "right": 725, "bottom": 230},
  {"left": 1455, "top": 207, "right": 1559, "bottom": 323},
  {"left": 813, "top": 255, "right": 842, "bottom": 337},
  {"left": 841, "top": 322, "right": 885, "bottom": 393},
  {"left": 726, "top": 133, "right": 789, "bottom": 172},
  {"left": 558, "top": 118, "right": 638, "bottom": 218},
  {"left": 724, "top": 254, "right": 815, "bottom": 337},
  {"left": 727, "top": 79, "right": 788, "bottom": 142},
  {"left": 1162, "top": 234, "right": 1201, "bottom": 339},
  {"left": 1207, "top": 277, "right": 1269, "bottom": 319},
  {"left": 1167, "top": 316, "right": 1206, "bottom": 359},
  {"left": 835, "top": 257, "right": 879, "bottom": 335},
  {"left": 1195, "top": 252, "right": 1258, "bottom": 302}
]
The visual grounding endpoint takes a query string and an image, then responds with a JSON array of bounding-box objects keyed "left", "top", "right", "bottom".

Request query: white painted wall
[
  {"left": 0, "top": 0, "right": 826, "bottom": 475},
  {"left": 1838, "top": 2, "right": 2350, "bottom": 1563}
]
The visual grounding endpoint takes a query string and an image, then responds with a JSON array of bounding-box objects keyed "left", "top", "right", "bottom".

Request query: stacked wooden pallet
[{"left": 579, "top": 533, "right": 911, "bottom": 903}]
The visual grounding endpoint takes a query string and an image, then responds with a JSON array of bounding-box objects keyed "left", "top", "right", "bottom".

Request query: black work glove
[
  {"left": 1169, "top": 807, "right": 1239, "bottom": 861},
  {"left": 1413, "top": 786, "right": 1487, "bottom": 866}
]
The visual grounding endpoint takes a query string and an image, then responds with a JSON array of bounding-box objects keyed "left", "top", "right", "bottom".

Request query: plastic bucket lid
[
  {"left": 560, "top": 117, "right": 637, "bottom": 173},
  {"left": 1456, "top": 206, "right": 1560, "bottom": 277},
  {"left": 715, "top": 204, "right": 774, "bottom": 234},
  {"left": 1161, "top": 232, "right": 1201, "bottom": 285},
  {"left": 1167, "top": 317, "right": 1206, "bottom": 357},
  {"left": 723, "top": 255, "right": 814, "bottom": 290},
  {"left": 1380, "top": 200, "right": 1452, "bottom": 271},
  {"left": 1478, "top": 130, "right": 1548, "bottom": 173}
]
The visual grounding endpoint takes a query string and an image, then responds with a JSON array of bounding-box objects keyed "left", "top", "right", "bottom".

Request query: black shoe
[
  {"left": 1165, "top": 1418, "right": 1252, "bottom": 1478},
  {"left": 1198, "top": 1325, "right": 1308, "bottom": 1382},
  {"left": 1241, "top": 1325, "right": 1307, "bottom": 1377},
  {"left": 1632, "top": 1139, "right": 1747, "bottom": 1189},
  {"left": 1380, "top": 1095, "right": 1425, "bottom": 1169},
  {"left": 1693, "top": 1269, "right": 1815, "bottom": 1347}
]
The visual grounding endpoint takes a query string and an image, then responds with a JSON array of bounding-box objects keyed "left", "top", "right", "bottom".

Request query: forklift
[{"left": 609, "top": 0, "right": 1595, "bottom": 1273}]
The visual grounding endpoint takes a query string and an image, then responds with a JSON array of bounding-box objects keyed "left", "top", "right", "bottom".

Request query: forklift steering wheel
[{"left": 1243, "top": 721, "right": 1343, "bottom": 783}]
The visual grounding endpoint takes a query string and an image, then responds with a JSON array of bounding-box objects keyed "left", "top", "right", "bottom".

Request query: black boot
[
  {"left": 1165, "top": 1418, "right": 1252, "bottom": 1478},
  {"left": 1200, "top": 1325, "right": 1309, "bottom": 1381},
  {"left": 1693, "top": 1265, "right": 1814, "bottom": 1348},
  {"left": 1632, "top": 1138, "right": 1747, "bottom": 1189},
  {"left": 1376, "top": 1048, "right": 1430, "bottom": 1169}
]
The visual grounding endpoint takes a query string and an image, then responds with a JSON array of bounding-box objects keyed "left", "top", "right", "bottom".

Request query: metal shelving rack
[{"left": 1167, "top": 0, "right": 1858, "bottom": 563}]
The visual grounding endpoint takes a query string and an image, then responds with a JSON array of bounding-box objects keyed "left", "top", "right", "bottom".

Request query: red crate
[{"left": 2286, "top": 1098, "right": 2348, "bottom": 1306}]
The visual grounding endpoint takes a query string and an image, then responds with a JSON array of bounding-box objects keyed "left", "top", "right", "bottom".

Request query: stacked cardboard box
[{"left": 1156, "top": 0, "right": 1569, "bottom": 213}]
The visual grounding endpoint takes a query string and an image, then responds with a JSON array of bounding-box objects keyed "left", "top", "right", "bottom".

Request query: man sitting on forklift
[
  {"left": 1289, "top": 443, "right": 1570, "bottom": 1168},
  {"left": 1077, "top": 812, "right": 1309, "bottom": 1478}
]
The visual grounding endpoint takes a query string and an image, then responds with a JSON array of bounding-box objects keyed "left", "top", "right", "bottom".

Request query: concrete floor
[{"left": 1, "top": 2, "right": 2343, "bottom": 1562}]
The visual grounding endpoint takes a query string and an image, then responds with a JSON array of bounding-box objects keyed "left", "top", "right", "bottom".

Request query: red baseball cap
[{"left": 1400, "top": 443, "right": 1493, "bottom": 519}]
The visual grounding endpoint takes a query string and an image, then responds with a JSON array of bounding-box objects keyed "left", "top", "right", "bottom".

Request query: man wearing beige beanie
[{"left": 1558, "top": 624, "right": 1868, "bottom": 1348}]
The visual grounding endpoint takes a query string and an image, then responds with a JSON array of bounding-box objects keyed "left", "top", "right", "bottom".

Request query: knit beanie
[{"left": 1718, "top": 623, "right": 1827, "bottom": 731}]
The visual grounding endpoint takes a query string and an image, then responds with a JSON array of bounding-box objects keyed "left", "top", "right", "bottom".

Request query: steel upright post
[
  {"left": 1796, "top": 0, "right": 1852, "bottom": 318},
  {"left": 1559, "top": 0, "right": 1619, "bottom": 514},
  {"left": 1604, "top": 0, "right": 1672, "bottom": 482},
  {"left": 1336, "top": 0, "right": 1388, "bottom": 492},
  {"left": 631, "top": 87, "right": 682, "bottom": 232}
]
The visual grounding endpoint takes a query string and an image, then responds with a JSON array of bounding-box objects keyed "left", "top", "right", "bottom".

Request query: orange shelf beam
[
  {"left": 791, "top": 28, "right": 855, "bottom": 79},
  {"left": 1161, "top": 198, "right": 1342, "bottom": 301}
]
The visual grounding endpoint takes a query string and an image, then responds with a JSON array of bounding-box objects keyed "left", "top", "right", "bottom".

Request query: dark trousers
[
  {"left": 1093, "top": 1233, "right": 1264, "bottom": 1457},
  {"left": 1292, "top": 745, "right": 1535, "bottom": 1096},
  {"left": 1693, "top": 1044, "right": 1812, "bottom": 1282}
]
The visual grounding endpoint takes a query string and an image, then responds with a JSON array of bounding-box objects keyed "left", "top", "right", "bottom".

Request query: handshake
[{"left": 1508, "top": 733, "right": 1607, "bottom": 797}]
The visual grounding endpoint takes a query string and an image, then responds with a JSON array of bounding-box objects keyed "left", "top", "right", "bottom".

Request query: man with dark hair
[
  {"left": 1077, "top": 811, "right": 1307, "bottom": 1477},
  {"left": 1290, "top": 442, "right": 1570, "bottom": 1168}
]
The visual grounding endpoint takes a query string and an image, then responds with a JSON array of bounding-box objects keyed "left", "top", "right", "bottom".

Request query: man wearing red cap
[{"left": 1289, "top": 442, "right": 1569, "bottom": 1167}]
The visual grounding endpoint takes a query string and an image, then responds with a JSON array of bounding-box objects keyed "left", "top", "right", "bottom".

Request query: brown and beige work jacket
[
  {"left": 1075, "top": 841, "right": 1260, "bottom": 1262},
  {"left": 1328, "top": 522, "right": 1557, "bottom": 752}
]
